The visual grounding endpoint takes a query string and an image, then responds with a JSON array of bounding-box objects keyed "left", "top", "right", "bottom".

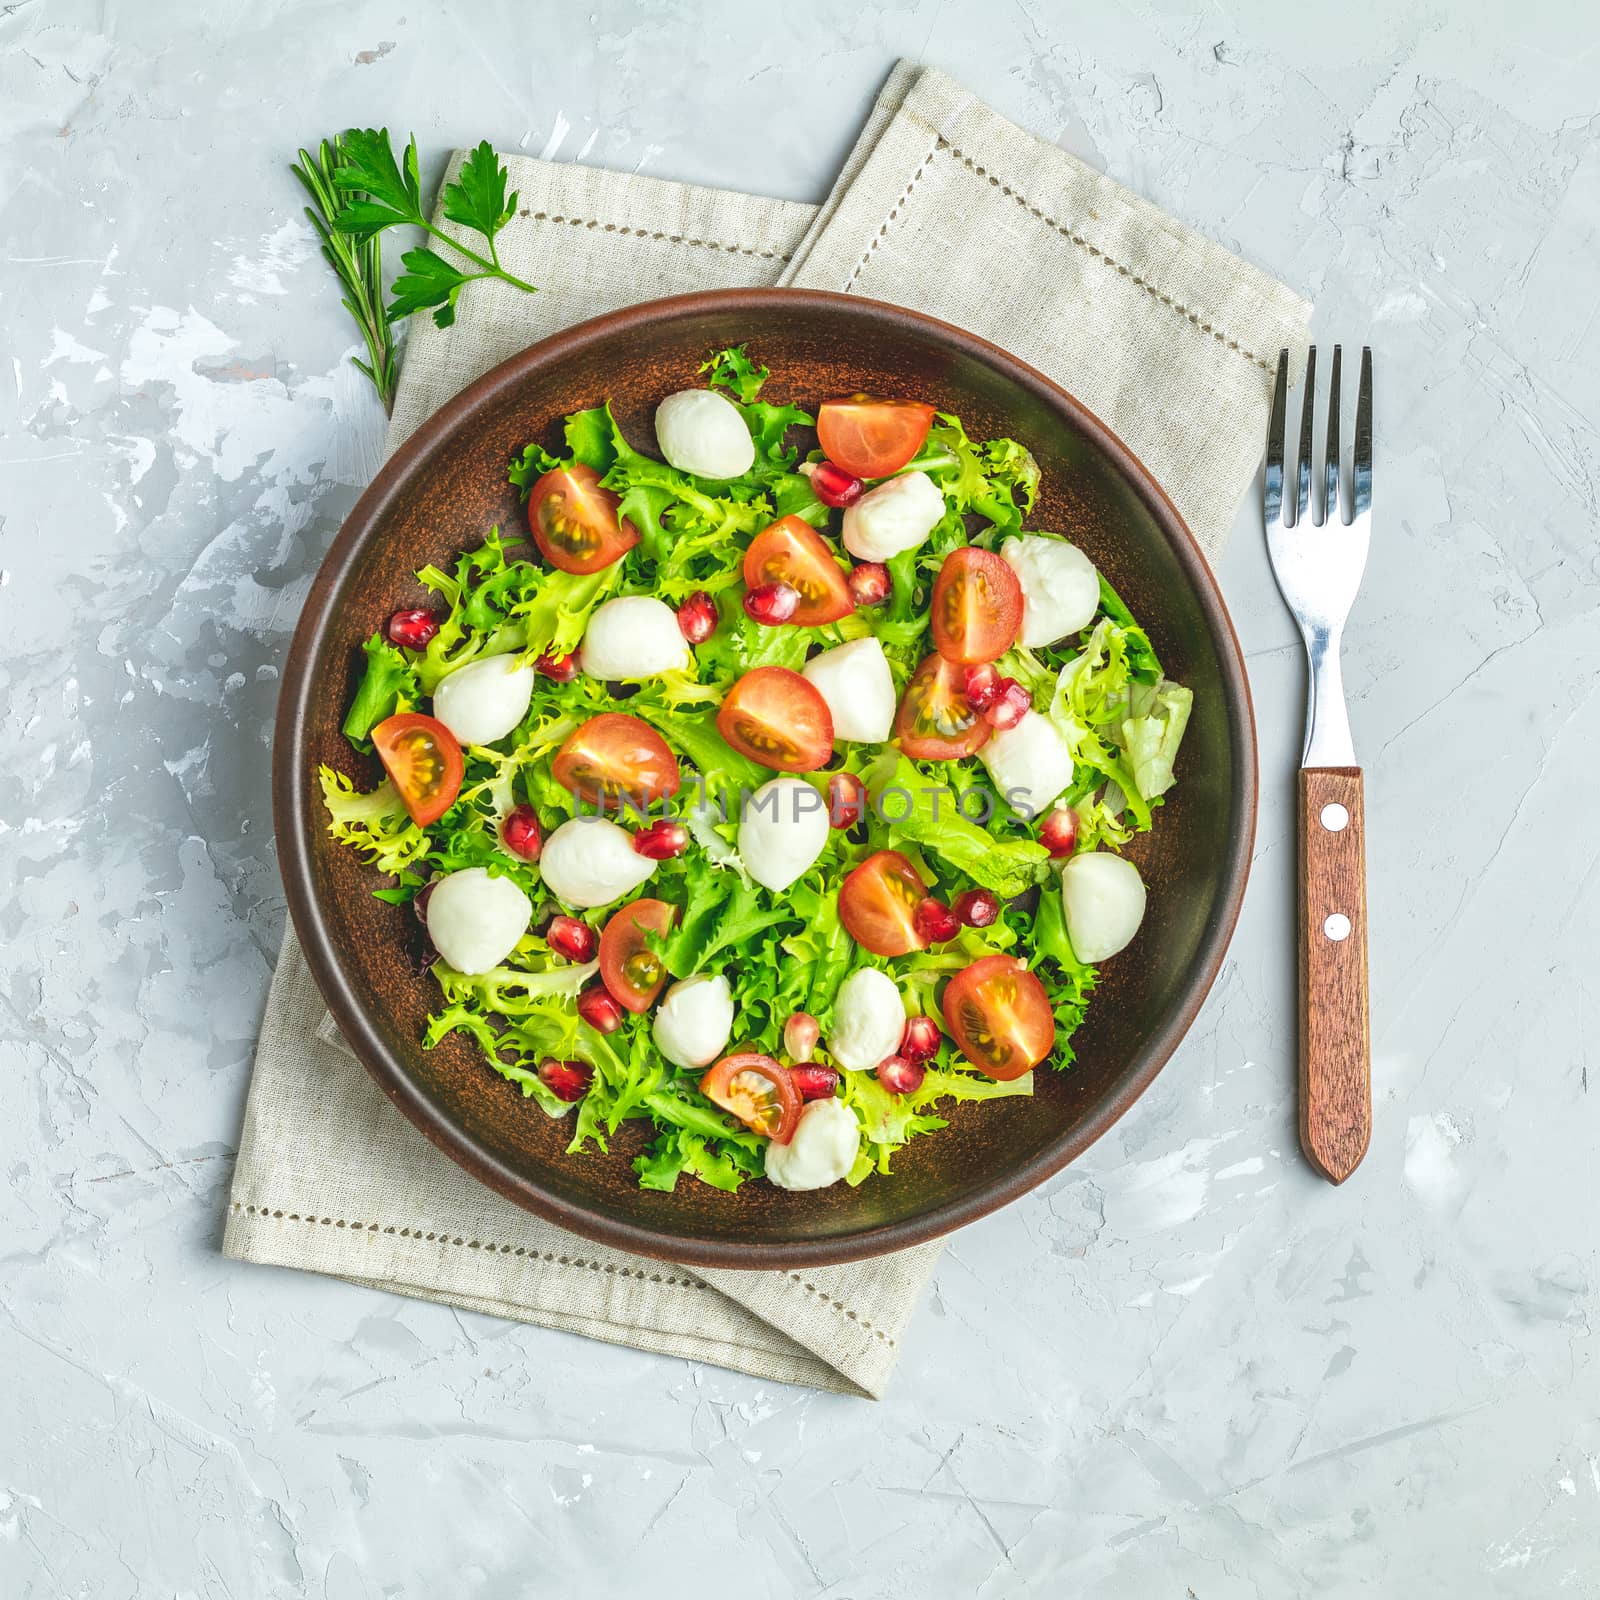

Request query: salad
[{"left": 320, "top": 346, "right": 1192, "bottom": 1195}]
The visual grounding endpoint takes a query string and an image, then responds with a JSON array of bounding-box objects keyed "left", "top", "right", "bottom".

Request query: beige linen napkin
[{"left": 224, "top": 63, "right": 1310, "bottom": 1397}]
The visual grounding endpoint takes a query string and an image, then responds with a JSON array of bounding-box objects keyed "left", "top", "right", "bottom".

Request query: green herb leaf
[
  {"left": 442, "top": 140, "right": 518, "bottom": 243},
  {"left": 332, "top": 127, "right": 424, "bottom": 220},
  {"left": 387, "top": 245, "right": 473, "bottom": 328}
]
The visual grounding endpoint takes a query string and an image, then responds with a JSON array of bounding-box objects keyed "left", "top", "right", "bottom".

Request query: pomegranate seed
[
  {"left": 743, "top": 581, "right": 799, "bottom": 625},
  {"left": 953, "top": 887, "right": 1000, "bottom": 928},
  {"left": 963, "top": 662, "right": 1001, "bottom": 712},
  {"left": 1040, "top": 805, "right": 1079, "bottom": 858},
  {"left": 900, "top": 1014, "right": 941, "bottom": 1062},
  {"left": 499, "top": 804, "right": 542, "bottom": 862},
  {"left": 632, "top": 819, "right": 689, "bottom": 860},
  {"left": 536, "top": 650, "right": 578, "bottom": 683},
  {"left": 828, "top": 772, "right": 867, "bottom": 830},
  {"left": 877, "top": 1055, "right": 926, "bottom": 1096},
  {"left": 388, "top": 608, "right": 440, "bottom": 650},
  {"left": 783, "top": 1011, "right": 820, "bottom": 1063},
  {"left": 913, "top": 897, "right": 960, "bottom": 943},
  {"left": 677, "top": 590, "right": 718, "bottom": 644},
  {"left": 811, "top": 459, "right": 864, "bottom": 509},
  {"left": 547, "top": 915, "right": 597, "bottom": 964},
  {"left": 985, "top": 678, "right": 1031, "bottom": 730},
  {"left": 538, "top": 1057, "right": 593, "bottom": 1103},
  {"left": 577, "top": 984, "right": 624, "bottom": 1034},
  {"left": 847, "top": 562, "right": 891, "bottom": 608},
  {"left": 791, "top": 1063, "right": 840, "bottom": 1101}
]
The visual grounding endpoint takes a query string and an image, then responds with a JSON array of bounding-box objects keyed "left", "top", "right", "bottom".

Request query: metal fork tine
[
  {"left": 1265, "top": 348, "right": 1288, "bottom": 528},
  {"left": 1294, "top": 346, "right": 1316, "bottom": 527},
  {"left": 1353, "top": 346, "right": 1373, "bottom": 516},
  {"left": 1323, "top": 345, "right": 1341, "bottom": 524}
]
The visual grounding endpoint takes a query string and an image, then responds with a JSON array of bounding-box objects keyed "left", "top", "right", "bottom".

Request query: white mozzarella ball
[
  {"left": 425, "top": 868, "right": 532, "bottom": 975},
  {"left": 826, "top": 966, "right": 905, "bottom": 1071},
  {"left": 580, "top": 596, "right": 691, "bottom": 681},
  {"left": 737, "top": 777, "right": 829, "bottom": 893},
  {"left": 654, "top": 388, "right": 755, "bottom": 480},
  {"left": 841, "top": 470, "right": 946, "bottom": 561},
  {"left": 979, "top": 708, "right": 1075, "bottom": 819},
  {"left": 432, "top": 654, "right": 536, "bottom": 746},
  {"left": 538, "top": 816, "right": 656, "bottom": 909},
  {"left": 1001, "top": 534, "right": 1101, "bottom": 647},
  {"left": 801, "top": 637, "right": 895, "bottom": 744},
  {"left": 652, "top": 975, "right": 734, "bottom": 1069},
  {"left": 764, "top": 1097, "right": 861, "bottom": 1191},
  {"left": 1060, "top": 852, "right": 1147, "bottom": 962}
]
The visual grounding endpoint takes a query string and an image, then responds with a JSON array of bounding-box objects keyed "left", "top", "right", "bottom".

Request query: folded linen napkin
[{"left": 224, "top": 62, "right": 1310, "bottom": 1397}]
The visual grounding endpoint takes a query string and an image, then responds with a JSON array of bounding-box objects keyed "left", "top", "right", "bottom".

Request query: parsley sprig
[
  {"left": 331, "top": 130, "right": 536, "bottom": 326},
  {"left": 294, "top": 128, "right": 538, "bottom": 411}
]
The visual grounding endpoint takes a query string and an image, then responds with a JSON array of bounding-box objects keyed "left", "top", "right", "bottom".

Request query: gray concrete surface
[{"left": 3, "top": 1, "right": 1598, "bottom": 1594}]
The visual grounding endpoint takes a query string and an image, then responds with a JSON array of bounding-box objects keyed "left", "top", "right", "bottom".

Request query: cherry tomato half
[
  {"left": 716, "top": 667, "right": 834, "bottom": 772},
  {"left": 838, "top": 849, "right": 929, "bottom": 958},
  {"left": 742, "top": 516, "right": 855, "bottom": 627},
  {"left": 552, "top": 713, "right": 681, "bottom": 807},
  {"left": 941, "top": 954, "right": 1055, "bottom": 1080},
  {"left": 699, "top": 1052, "right": 802, "bottom": 1143},
  {"left": 893, "top": 654, "right": 993, "bottom": 761},
  {"left": 528, "top": 464, "right": 639, "bottom": 575},
  {"left": 598, "top": 897, "right": 677, "bottom": 1013},
  {"left": 372, "top": 712, "right": 464, "bottom": 827},
  {"left": 816, "top": 395, "right": 936, "bottom": 479},
  {"left": 931, "top": 547, "right": 1023, "bottom": 665}
]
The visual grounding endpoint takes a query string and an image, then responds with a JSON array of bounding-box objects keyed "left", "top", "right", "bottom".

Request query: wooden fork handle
[{"left": 1297, "top": 767, "right": 1370, "bottom": 1183}]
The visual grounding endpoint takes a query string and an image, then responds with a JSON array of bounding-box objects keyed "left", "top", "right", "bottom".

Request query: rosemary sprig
[{"left": 293, "top": 135, "right": 399, "bottom": 412}]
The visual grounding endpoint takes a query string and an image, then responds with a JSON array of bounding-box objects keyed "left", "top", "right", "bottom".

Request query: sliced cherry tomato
[
  {"left": 838, "top": 849, "right": 928, "bottom": 957},
  {"left": 893, "top": 654, "right": 993, "bottom": 761},
  {"left": 598, "top": 897, "right": 676, "bottom": 1013},
  {"left": 742, "top": 516, "right": 855, "bottom": 626},
  {"left": 816, "top": 395, "right": 936, "bottom": 479},
  {"left": 931, "top": 547, "right": 1023, "bottom": 665},
  {"left": 552, "top": 713, "right": 681, "bottom": 807},
  {"left": 716, "top": 667, "right": 833, "bottom": 772},
  {"left": 528, "top": 464, "right": 639, "bottom": 575},
  {"left": 372, "top": 712, "right": 464, "bottom": 827},
  {"left": 699, "top": 1052, "right": 801, "bottom": 1143},
  {"left": 941, "top": 955, "right": 1055, "bottom": 1080}
]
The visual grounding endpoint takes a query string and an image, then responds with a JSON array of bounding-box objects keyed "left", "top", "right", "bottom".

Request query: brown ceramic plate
[{"left": 275, "top": 288, "right": 1255, "bottom": 1269}]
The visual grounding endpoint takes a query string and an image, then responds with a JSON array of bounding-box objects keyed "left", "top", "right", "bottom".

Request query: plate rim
[{"left": 273, "top": 286, "right": 1258, "bottom": 1270}]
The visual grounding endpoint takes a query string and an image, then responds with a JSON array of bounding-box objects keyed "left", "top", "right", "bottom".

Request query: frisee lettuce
[{"left": 319, "top": 347, "right": 1191, "bottom": 1193}]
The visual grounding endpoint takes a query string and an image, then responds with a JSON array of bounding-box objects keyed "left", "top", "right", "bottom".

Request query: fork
[{"left": 1265, "top": 345, "right": 1373, "bottom": 1184}]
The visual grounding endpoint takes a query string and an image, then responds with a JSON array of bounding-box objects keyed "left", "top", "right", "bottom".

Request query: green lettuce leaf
[
  {"left": 1121, "top": 680, "right": 1193, "bottom": 801},
  {"left": 342, "top": 632, "right": 417, "bottom": 742},
  {"left": 657, "top": 851, "right": 789, "bottom": 978},
  {"left": 843, "top": 1065, "right": 1035, "bottom": 1180},
  {"left": 864, "top": 753, "right": 1049, "bottom": 899},
  {"left": 700, "top": 344, "right": 769, "bottom": 403},
  {"left": 318, "top": 768, "right": 428, "bottom": 874},
  {"left": 635, "top": 1127, "right": 763, "bottom": 1193}
]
